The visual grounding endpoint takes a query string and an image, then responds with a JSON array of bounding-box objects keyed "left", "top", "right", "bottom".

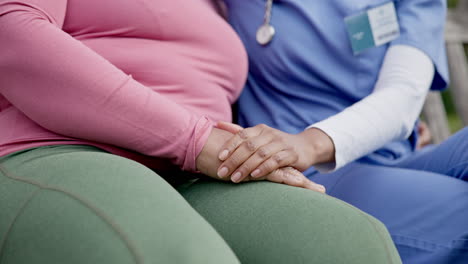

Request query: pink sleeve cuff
[{"left": 181, "top": 116, "right": 214, "bottom": 172}]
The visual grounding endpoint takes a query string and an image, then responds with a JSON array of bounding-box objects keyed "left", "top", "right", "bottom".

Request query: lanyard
[{"left": 256, "top": 0, "right": 275, "bottom": 45}]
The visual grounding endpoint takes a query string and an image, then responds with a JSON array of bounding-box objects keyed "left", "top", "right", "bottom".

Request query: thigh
[
  {"left": 396, "top": 127, "right": 468, "bottom": 180},
  {"left": 178, "top": 180, "right": 401, "bottom": 264},
  {"left": 0, "top": 145, "right": 239, "bottom": 264},
  {"left": 311, "top": 163, "right": 468, "bottom": 264}
]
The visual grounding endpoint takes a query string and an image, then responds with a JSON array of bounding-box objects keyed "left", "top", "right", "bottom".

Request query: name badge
[{"left": 345, "top": 2, "right": 400, "bottom": 55}]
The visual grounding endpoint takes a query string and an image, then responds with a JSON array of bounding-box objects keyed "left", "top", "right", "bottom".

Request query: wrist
[
  {"left": 299, "top": 128, "right": 335, "bottom": 166},
  {"left": 196, "top": 127, "right": 233, "bottom": 177}
]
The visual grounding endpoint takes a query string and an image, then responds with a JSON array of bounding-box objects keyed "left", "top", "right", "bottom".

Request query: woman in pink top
[{"left": 0, "top": 0, "right": 401, "bottom": 263}]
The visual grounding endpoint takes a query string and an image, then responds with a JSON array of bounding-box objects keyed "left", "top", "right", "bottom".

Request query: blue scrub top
[{"left": 225, "top": 0, "right": 448, "bottom": 166}]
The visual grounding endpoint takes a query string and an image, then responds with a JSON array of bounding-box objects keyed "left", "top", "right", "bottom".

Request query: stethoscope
[{"left": 256, "top": 0, "right": 275, "bottom": 45}]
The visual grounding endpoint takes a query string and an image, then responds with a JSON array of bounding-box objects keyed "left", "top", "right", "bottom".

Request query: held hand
[
  {"left": 196, "top": 127, "right": 326, "bottom": 193},
  {"left": 253, "top": 166, "right": 326, "bottom": 193},
  {"left": 215, "top": 122, "right": 335, "bottom": 183},
  {"left": 416, "top": 121, "right": 432, "bottom": 149}
]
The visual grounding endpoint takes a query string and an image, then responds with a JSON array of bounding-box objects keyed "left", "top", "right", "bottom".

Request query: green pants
[{"left": 0, "top": 145, "right": 401, "bottom": 264}]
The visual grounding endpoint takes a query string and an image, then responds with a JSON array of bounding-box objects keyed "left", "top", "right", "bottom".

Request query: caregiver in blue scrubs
[{"left": 217, "top": 0, "right": 468, "bottom": 263}]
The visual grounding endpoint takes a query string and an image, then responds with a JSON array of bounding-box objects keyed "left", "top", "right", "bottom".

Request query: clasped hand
[{"left": 196, "top": 122, "right": 335, "bottom": 193}]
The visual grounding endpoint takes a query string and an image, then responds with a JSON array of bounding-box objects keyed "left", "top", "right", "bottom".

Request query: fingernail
[
  {"left": 232, "top": 172, "right": 242, "bottom": 183},
  {"left": 219, "top": 150, "right": 229, "bottom": 160},
  {"left": 218, "top": 167, "right": 229, "bottom": 178},
  {"left": 251, "top": 169, "right": 261, "bottom": 178},
  {"left": 317, "top": 185, "right": 326, "bottom": 193}
]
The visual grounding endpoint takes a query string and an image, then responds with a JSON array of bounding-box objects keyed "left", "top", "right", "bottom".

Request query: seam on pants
[
  {"left": 325, "top": 194, "right": 399, "bottom": 264},
  {"left": 447, "top": 162, "right": 468, "bottom": 178},
  {"left": 0, "top": 164, "right": 143, "bottom": 264},
  {"left": 0, "top": 182, "right": 42, "bottom": 262},
  {"left": 392, "top": 234, "right": 468, "bottom": 252}
]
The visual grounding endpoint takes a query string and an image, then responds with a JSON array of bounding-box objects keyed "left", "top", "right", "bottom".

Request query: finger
[
  {"left": 228, "top": 141, "right": 284, "bottom": 183},
  {"left": 218, "top": 134, "right": 276, "bottom": 182},
  {"left": 217, "top": 125, "right": 263, "bottom": 162},
  {"left": 249, "top": 149, "right": 298, "bottom": 179},
  {"left": 265, "top": 168, "right": 326, "bottom": 193},
  {"left": 216, "top": 121, "right": 244, "bottom": 134},
  {"left": 288, "top": 168, "right": 326, "bottom": 193}
]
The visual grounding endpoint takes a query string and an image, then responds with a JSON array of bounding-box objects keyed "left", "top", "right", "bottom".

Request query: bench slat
[
  {"left": 446, "top": 42, "right": 468, "bottom": 126},
  {"left": 422, "top": 92, "right": 451, "bottom": 144}
]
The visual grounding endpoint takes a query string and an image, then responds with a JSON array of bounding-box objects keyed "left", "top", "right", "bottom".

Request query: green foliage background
[
  {"left": 443, "top": 0, "right": 464, "bottom": 133},
  {"left": 447, "top": 0, "right": 458, "bottom": 8}
]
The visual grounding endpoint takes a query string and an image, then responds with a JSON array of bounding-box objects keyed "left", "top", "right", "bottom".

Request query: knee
[
  {"left": 255, "top": 183, "right": 401, "bottom": 264},
  {"left": 181, "top": 181, "right": 402, "bottom": 264},
  {"left": 451, "top": 127, "right": 468, "bottom": 148},
  {"left": 446, "top": 127, "right": 468, "bottom": 170}
]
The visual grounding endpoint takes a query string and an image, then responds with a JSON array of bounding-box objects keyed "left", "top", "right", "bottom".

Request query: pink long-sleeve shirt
[{"left": 0, "top": 0, "right": 247, "bottom": 171}]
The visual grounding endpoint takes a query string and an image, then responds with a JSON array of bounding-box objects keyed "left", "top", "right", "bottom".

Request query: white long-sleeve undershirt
[{"left": 308, "top": 45, "right": 435, "bottom": 172}]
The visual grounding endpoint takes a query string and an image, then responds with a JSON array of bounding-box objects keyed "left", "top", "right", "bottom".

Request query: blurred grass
[
  {"left": 448, "top": 0, "right": 458, "bottom": 8},
  {"left": 441, "top": 91, "right": 463, "bottom": 132},
  {"left": 443, "top": 0, "right": 465, "bottom": 133}
]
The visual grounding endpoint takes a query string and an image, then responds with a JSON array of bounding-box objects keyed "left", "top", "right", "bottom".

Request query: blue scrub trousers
[{"left": 309, "top": 127, "right": 468, "bottom": 264}]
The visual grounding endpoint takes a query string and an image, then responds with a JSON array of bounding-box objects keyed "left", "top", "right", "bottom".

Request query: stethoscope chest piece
[
  {"left": 256, "top": 0, "right": 275, "bottom": 46},
  {"left": 256, "top": 24, "right": 275, "bottom": 45}
]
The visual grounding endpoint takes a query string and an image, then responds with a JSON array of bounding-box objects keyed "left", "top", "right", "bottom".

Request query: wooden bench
[{"left": 422, "top": 1, "right": 468, "bottom": 143}]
